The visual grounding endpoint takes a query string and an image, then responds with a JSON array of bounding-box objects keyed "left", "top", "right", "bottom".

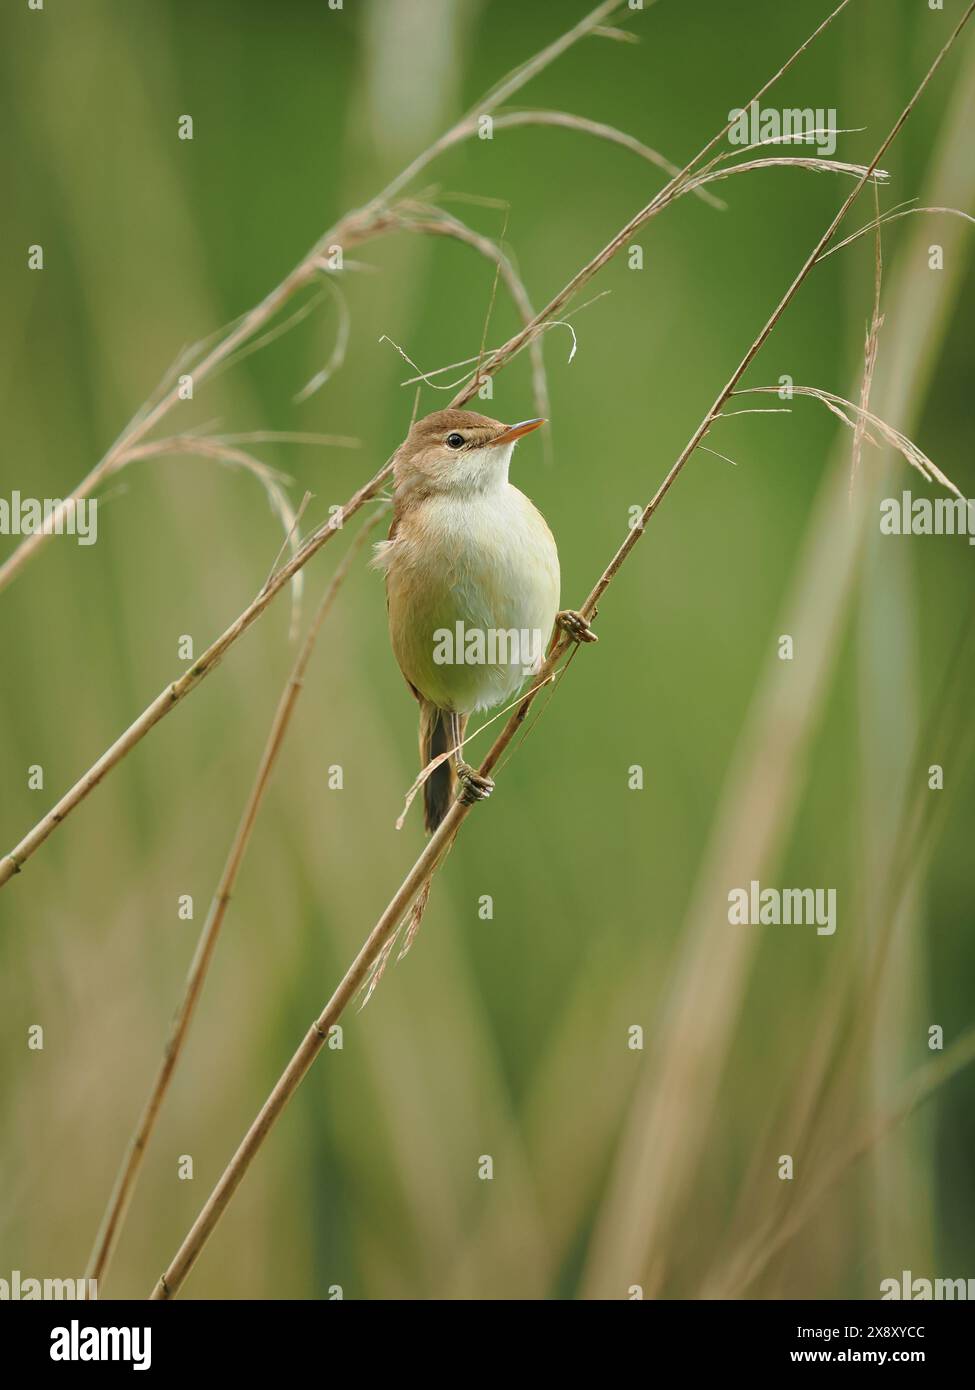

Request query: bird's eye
[{"left": 445, "top": 432, "right": 465, "bottom": 449}]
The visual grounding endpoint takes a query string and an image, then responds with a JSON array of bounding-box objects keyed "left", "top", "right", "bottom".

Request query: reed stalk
[{"left": 84, "top": 506, "right": 388, "bottom": 1291}]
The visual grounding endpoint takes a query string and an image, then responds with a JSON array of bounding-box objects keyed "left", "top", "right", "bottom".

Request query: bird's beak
[{"left": 493, "top": 418, "right": 546, "bottom": 447}]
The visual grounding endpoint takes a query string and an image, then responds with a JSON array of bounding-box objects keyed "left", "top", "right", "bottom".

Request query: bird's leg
[
  {"left": 554, "top": 609, "right": 598, "bottom": 647},
  {"left": 448, "top": 711, "right": 494, "bottom": 806}
]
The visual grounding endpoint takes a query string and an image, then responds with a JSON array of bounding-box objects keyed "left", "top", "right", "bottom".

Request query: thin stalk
[
  {"left": 449, "top": 0, "right": 858, "bottom": 405},
  {"left": 86, "top": 506, "right": 388, "bottom": 1292},
  {"left": 393, "top": 207, "right": 550, "bottom": 424},
  {"left": 578, "top": 3, "right": 972, "bottom": 612},
  {"left": 489, "top": 110, "right": 726, "bottom": 209},
  {"left": 0, "top": 2, "right": 621, "bottom": 596},
  {"left": 0, "top": 460, "right": 392, "bottom": 888},
  {"left": 727, "top": 1025, "right": 975, "bottom": 1297}
]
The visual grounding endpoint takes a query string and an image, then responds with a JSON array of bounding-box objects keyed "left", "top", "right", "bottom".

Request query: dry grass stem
[
  {"left": 85, "top": 504, "right": 389, "bottom": 1291},
  {"left": 489, "top": 110, "right": 726, "bottom": 209},
  {"left": 705, "top": 616, "right": 975, "bottom": 1298},
  {"left": 850, "top": 189, "right": 885, "bottom": 495},
  {"left": 119, "top": 434, "right": 344, "bottom": 636},
  {"left": 720, "top": 1026, "right": 975, "bottom": 1298},
  {"left": 0, "top": 0, "right": 625, "bottom": 595},
  {"left": 0, "top": 455, "right": 394, "bottom": 888},
  {"left": 818, "top": 202, "right": 975, "bottom": 260},
  {"left": 731, "top": 385, "right": 961, "bottom": 497},
  {"left": 689, "top": 154, "right": 889, "bottom": 190},
  {"left": 388, "top": 205, "right": 550, "bottom": 422}
]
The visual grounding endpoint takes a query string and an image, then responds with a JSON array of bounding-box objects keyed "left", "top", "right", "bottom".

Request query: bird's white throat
[{"left": 441, "top": 441, "right": 516, "bottom": 496}]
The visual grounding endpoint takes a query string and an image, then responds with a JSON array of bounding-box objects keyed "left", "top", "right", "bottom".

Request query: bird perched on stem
[{"left": 374, "top": 408, "right": 596, "bottom": 833}]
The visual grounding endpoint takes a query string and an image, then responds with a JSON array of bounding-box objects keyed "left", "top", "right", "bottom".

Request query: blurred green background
[{"left": 1, "top": 0, "right": 973, "bottom": 1300}]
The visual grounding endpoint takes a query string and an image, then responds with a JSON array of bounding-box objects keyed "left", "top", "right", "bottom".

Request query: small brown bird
[{"left": 374, "top": 408, "right": 595, "bottom": 833}]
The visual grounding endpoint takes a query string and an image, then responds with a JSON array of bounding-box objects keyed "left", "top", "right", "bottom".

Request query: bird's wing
[{"left": 377, "top": 495, "right": 422, "bottom": 706}]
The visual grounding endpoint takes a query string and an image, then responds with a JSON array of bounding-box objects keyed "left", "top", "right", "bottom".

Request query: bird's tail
[{"left": 419, "top": 701, "right": 457, "bottom": 834}]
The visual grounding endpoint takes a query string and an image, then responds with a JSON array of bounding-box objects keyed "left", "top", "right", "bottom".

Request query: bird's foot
[
  {"left": 556, "top": 609, "right": 598, "bottom": 644},
  {"left": 456, "top": 761, "right": 494, "bottom": 806}
]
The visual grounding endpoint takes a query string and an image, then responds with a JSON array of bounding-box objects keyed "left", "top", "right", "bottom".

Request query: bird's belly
[{"left": 388, "top": 489, "right": 560, "bottom": 713}]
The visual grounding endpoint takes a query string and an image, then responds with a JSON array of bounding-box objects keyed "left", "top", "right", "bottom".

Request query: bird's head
[{"left": 393, "top": 408, "right": 545, "bottom": 498}]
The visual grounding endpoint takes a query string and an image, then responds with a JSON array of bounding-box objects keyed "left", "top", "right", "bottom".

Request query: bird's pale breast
[{"left": 383, "top": 484, "right": 560, "bottom": 713}]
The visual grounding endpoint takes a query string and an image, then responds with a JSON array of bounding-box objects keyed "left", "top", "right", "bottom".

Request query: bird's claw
[
  {"left": 556, "top": 609, "right": 598, "bottom": 644},
  {"left": 456, "top": 762, "right": 494, "bottom": 806}
]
